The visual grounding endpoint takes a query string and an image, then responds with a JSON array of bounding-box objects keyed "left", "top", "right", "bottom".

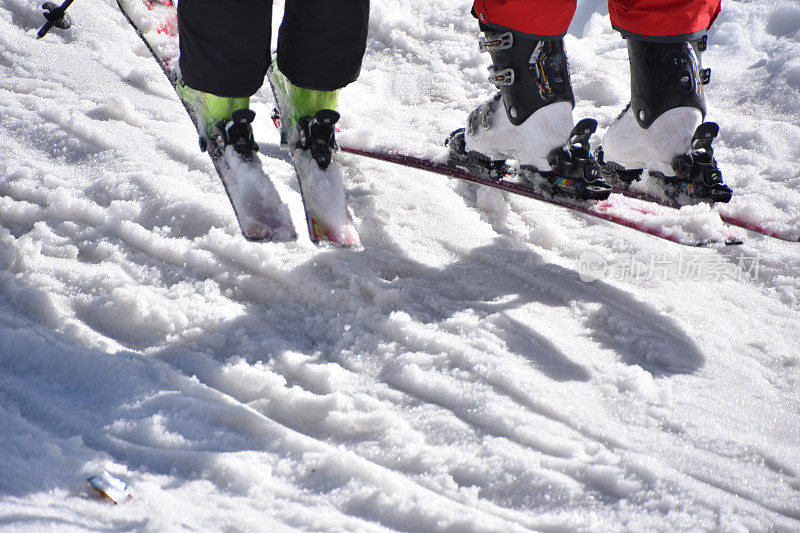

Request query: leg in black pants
[{"left": 178, "top": 0, "right": 370, "bottom": 97}]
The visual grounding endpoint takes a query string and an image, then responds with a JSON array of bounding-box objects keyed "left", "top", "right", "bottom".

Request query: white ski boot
[
  {"left": 597, "top": 38, "right": 732, "bottom": 203},
  {"left": 463, "top": 95, "right": 575, "bottom": 171},
  {"left": 448, "top": 31, "right": 610, "bottom": 201}
]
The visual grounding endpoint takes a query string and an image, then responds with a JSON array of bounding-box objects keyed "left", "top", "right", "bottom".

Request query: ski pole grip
[{"left": 37, "top": 0, "right": 76, "bottom": 39}]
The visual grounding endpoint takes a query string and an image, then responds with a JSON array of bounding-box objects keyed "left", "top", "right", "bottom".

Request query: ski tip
[
  {"left": 312, "top": 232, "right": 362, "bottom": 248},
  {"left": 311, "top": 237, "right": 362, "bottom": 249},
  {"left": 310, "top": 217, "right": 361, "bottom": 248}
]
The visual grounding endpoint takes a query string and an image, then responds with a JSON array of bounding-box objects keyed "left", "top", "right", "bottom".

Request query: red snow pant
[{"left": 472, "top": 0, "right": 721, "bottom": 42}]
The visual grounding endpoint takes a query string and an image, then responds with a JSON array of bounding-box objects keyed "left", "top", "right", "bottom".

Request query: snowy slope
[{"left": 1, "top": 0, "right": 800, "bottom": 531}]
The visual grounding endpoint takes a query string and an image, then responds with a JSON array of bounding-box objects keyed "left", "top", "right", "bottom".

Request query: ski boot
[
  {"left": 447, "top": 30, "right": 611, "bottom": 201},
  {"left": 596, "top": 37, "right": 732, "bottom": 204},
  {"left": 177, "top": 77, "right": 259, "bottom": 161},
  {"left": 267, "top": 62, "right": 340, "bottom": 163}
]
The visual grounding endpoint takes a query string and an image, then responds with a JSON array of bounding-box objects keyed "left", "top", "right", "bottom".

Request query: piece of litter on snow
[{"left": 87, "top": 471, "right": 130, "bottom": 504}]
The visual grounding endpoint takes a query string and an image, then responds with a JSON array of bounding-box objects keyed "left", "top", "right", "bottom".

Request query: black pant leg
[
  {"left": 178, "top": 0, "right": 271, "bottom": 97},
  {"left": 277, "top": 0, "right": 370, "bottom": 91}
]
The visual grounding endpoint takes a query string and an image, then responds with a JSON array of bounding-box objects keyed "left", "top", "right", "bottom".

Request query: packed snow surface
[{"left": 1, "top": 0, "right": 800, "bottom": 531}]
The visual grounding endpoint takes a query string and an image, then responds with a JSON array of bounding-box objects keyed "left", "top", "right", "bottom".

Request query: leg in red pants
[
  {"left": 472, "top": 0, "right": 576, "bottom": 39},
  {"left": 608, "top": 0, "right": 720, "bottom": 42},
  {"left": 472, "top": 0, "right": 720, "bottom": 42}
]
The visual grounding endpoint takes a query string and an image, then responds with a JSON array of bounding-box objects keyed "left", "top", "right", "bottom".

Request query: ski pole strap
[{"left": 37, "top": 0, "right": 76, "bottom": 39}]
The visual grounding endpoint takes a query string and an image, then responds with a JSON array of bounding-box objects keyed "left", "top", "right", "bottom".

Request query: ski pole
[{"left": 37, "top": 0, "right": 76, "bottom": 39}]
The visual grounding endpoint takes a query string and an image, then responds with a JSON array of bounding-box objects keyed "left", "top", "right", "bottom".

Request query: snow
[
  {"left": 1, "top": 0, "right": 799, "bottom": 531},
  {"left": 218, "top": 144, "right": 296, "bottom": 241}
]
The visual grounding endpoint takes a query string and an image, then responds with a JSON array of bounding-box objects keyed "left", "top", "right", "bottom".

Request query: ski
[
  {"left": 338, "top": 146, "right": 743, "bottom": 247},
  {"left": 267, "top": 68, "right": 361, "bottom": 248},
  {"left": 605, "top": 184, "right": 799, "bottom": 242},
  {"left": 116, "top": 0, "right": 296, "bottom": 242},
  {"left": 285, "top": 145, "right": 361, "bottom": 247}
]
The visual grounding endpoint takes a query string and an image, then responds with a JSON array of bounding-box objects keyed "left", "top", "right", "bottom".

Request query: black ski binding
[
  {"left": 669, "top": 122, "right": 732, "bottom": 203},
  {"left": 296, "top": 110, "right": 340, "bottom": 170},
  {"left": 446, "top": 128, "right": 512, "bottom": 180},
  {"left": 595, "top": 146, "right": 644, "bottom": 185},
  {"left": 37, "top": 0, "right": 75, "bottom": 39},
  {"left": 206, "top": 109, "right": 259, "bottom": 161},
  {"left": 527, "top": 118, "right": 611, "bottom": 201}
]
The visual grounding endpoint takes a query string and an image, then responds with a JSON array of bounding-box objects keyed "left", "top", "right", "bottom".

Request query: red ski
[
  {"left": 340, "top": 146, "right": 743, "bottom": 247},
  {"left": 608, "top": 186, "right": 800, "bottom": 242}
]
